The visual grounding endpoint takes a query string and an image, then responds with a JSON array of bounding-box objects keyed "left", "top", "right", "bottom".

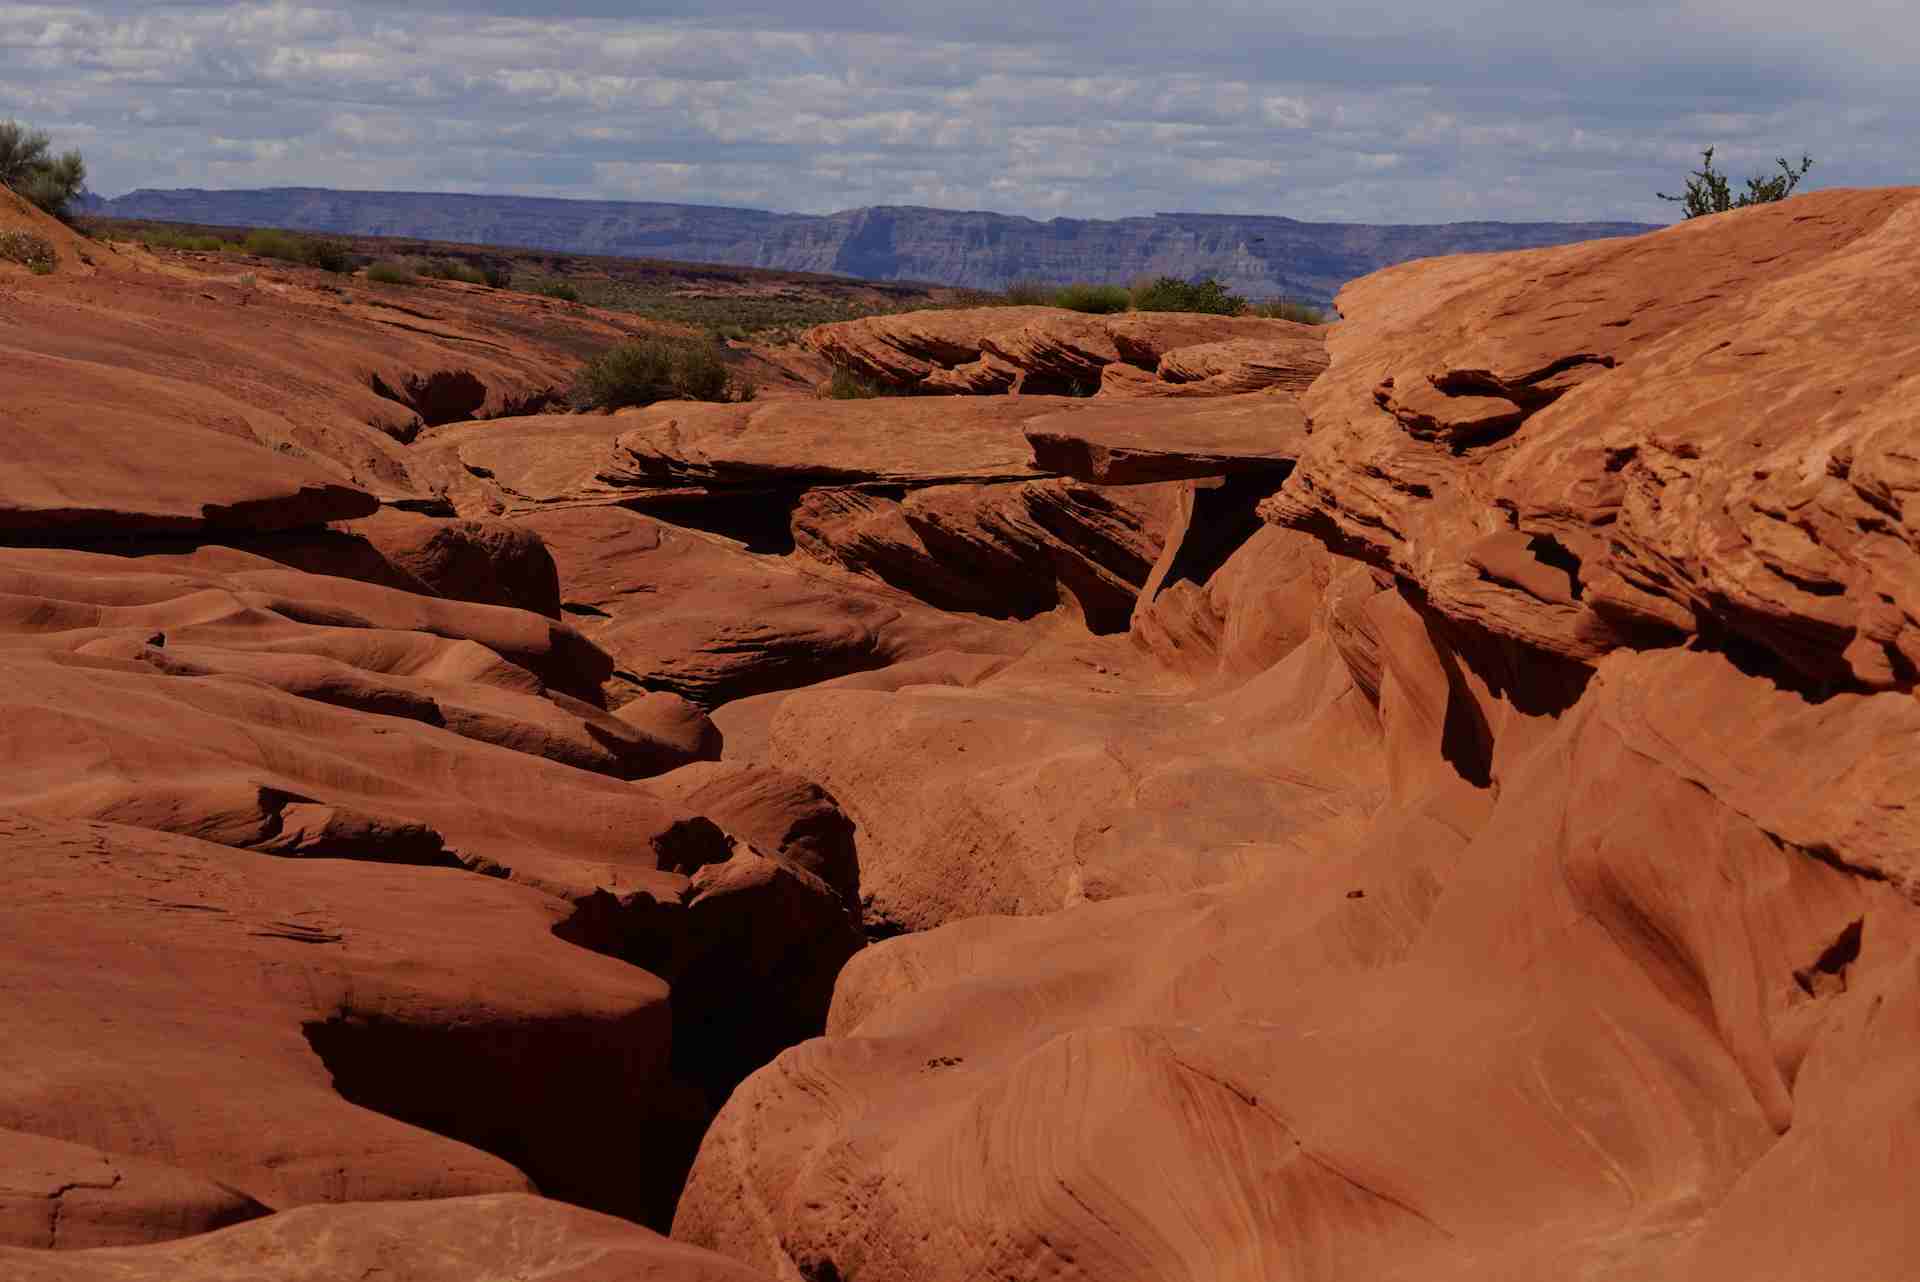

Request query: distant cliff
[{"left": 97, "top": 187, "right": 1659, "bottom": 304}]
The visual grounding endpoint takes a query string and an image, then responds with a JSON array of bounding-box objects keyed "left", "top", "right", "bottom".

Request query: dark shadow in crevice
[
  {"left": 1524, "top": 533, "right": 1585, "bottom": 600},
  {"left": 302, "top": 1011, "right": 708, "bottom": 1232},
  {"left": 621, "top": 489, "right": 806, "bottom": 555}
]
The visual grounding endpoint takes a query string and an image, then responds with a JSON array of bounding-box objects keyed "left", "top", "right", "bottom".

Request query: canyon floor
[{"left": 3, "top": 183, "right": 1917, "bottom": 1281}]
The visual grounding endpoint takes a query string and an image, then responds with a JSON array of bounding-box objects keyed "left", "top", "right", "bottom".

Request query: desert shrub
[
  {"left": 0, "top": 120, "right": 86, "bottom": 222},
  {"left": 0, "top": 228, "right": 55, "bottom": 273},
  {"left": 1051, "top": 282, "right": 1131, "bottom": 314},
  {"left": 1130, "top": 275, "right": 1247, "bottom": 315},
  {"left": 570, "top": 335, "right": 754, "bottom": 410},
  {"left": 482, "top": 265, "right": 512, "bottom": 289},
  {"left": 242, "top": 228, "right": 301, "bottom": 260},
  {"left": 821, "top": 367, "right": 890, "bottom": 399},
  {"left": 241, "top": 228, "right": 353, "bottom": 272},
  {"left": 418, "top": 258, "right": 489, "bottom": 285},
  {"left": 710, "top": 322, "right": 749, "bottom": 342},
  {"left": 531, "top": 279, "right": 580, "bottom": 302},
  {"left": 1001, "top": 278, "right": 1054, "bottom": 305},
  {"left": 141, "top": 229, "right": 238, "bottom": 253},
  {"left": 302, "top": 238, "right": 353, "bottom": 273},
  {"left": 364, "top": 260, "right": 417, "bottom": 285},
  {"left": 1251, "top": 298, "right": 1328, "bottom": 324},
  {"left": 1659, "top": 147, "right": 1813, "bottom": 219}
]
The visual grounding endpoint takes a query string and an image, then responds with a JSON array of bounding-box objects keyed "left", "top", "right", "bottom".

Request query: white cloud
[{"left": 0, "top": 0, "right": 1912, "bottom": 221}]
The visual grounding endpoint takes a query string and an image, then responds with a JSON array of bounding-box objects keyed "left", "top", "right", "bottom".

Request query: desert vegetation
[
  {"left": 242, "top": 228, "right": 354, "bottom": 272},
  {"left": 417, "top": 257, "right": 494, "bottom": 286},
  {"left": 0, "top": 228, "right": 56, "bottom": 273},
  {"left": 1250, "top": 298, "right": 1328, "bottom": 324},
  {"left": 1129, "top": 274, "right": 1247, "bottom": 314},
  {"left": 820, "top": 367, "right": 890, "bottom": 399},
  {"left": 0, "top": 119, "right": 86, "bottom": 221},
  {"left": 570, "top": 334, "right": 756, "bottom": 410},
  {"left": 1659, "top": 146, "right": 1814, "bottom": 218},
  {"left": 363, "top": 260, "right": 417, "bottom": 285},
  {"left": 1001, "top": 274, "right": 1326, "bottom": 320}
]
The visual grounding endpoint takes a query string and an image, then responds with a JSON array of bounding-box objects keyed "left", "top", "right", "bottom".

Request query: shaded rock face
[{"left": 12, "top": 187, "right": 1920, "bottom": 1282}]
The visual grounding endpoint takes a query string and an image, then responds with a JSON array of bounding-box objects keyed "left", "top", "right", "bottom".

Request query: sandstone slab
[{"left": 1023, "top": 392, "right": 1307, "bottom": 484}]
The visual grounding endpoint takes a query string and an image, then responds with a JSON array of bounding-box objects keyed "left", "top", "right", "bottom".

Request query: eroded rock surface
[
  {"left": 10, "top": 188, "right": 1920, "bottom": 1282},
  {"left": 674, "top": 189, "right": 1920, "bottom": 1282},
  {"left": 1263, "top": 186, "right": 1920, "bottom": 695},
  {"left": 807, "top": 306, "right": 1328, "bottom": 398}
]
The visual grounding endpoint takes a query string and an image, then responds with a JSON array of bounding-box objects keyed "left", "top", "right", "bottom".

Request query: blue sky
[{"left": 1, "top": 0, "right": 1913, "bottom": 222}]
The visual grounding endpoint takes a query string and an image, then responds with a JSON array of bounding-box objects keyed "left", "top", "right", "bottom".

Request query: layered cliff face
[
  {"left": 97, "top": 186, "right": 1656, "bottom": 303},
  {"left": 6, "top": 187, "right": 1919, "bottom": 1282}
]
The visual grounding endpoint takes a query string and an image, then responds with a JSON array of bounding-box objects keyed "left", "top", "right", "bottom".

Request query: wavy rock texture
[
  {"left": 1, "top": 1194, "right": 770, "bottom": 1281},
  {"left": 1263, "top": 186, "right": 1920, "bottom": 695},
  {"left": 675, "top": 189, "right": 1920, "bottom": 1282},
  {"left": 11, "top": 187, "right": 1920, "bottom": 1282},
  {"left": 807, "top": 307, "right": 1327, "bottom": 398}
]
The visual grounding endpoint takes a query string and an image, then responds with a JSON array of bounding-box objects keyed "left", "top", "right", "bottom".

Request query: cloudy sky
[{"left": 1, "top": 1, "right": 1913, "bottom": 223}]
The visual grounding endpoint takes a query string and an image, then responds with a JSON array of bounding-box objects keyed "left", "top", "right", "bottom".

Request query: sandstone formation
[
  {"left": 1, "top": 1194, "right": 770, "bottom": 1281},
  {"left": 1024, "top": 391, "right": 1306, "bottom": 484},
  {"left": 674, "top": 189, "right": 1920, "bottom": 1282},
  {"left": 805, "top": 306, "right": 1329, "bottom": 398},
  {"left": 10, "top": 185, "right": 1920, "bottom": 1282}
]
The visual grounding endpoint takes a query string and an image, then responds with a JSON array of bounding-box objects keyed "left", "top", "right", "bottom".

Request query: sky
[{"left": 1, "top": 1, "right": 1914, "bottom": 224}]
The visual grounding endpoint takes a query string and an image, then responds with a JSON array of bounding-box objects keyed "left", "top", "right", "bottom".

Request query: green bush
[
  {"left": 531, "top": 279, "right": 581, "bottom": 302},
  {"left": 1250, "top": 299, "right": 1328, "bottom": 324},
  {"left": 0, "top": 120, "right": 86, "bottom": 222},
  {"left": 0, "top": 228, "right": 55, "bottom": 273},
  {"left": 303, "top": 238, "right": 354, "bottom": 273},
  {"left": 1051, "top": 282, "right": 1131, "bottom": 314},
  {"left": 570, "top": 335, "right": 755, "bottom": 410},
  {"left": 240, "top": 227, "right": 353, "bottom": 273},
  {"left": 1130, "top": 275, "right": 1247, "bottom": 315},
  {"left": 364, "top": 260, "right": 417, "bottom": 285},
  {"left": 483, "top": 265, "right": 512, "bottom": 289},
  {"left": 242, "top": 228, "right": 299, "bottom": 259},
  {"left": 1659, "top": 147, "right": 1813, "bottom": 219},
  {"left": 141, "top": 229, "right": 240, "bottom": 253},
  {"left": 418, "top": 258, "right": 490, "bottom": 285}
]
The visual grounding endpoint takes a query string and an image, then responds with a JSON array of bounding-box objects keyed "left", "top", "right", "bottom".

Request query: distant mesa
[{"left": 93, "top": 187, "right": 1658, "bottom": 305}]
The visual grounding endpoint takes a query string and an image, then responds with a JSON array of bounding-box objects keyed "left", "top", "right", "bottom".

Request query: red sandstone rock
[
  {"left": 1023, "top": 391, "right": 1307, "bottom": 484},
  {"left": 1263, "top": 186, "right": 1920, "bottom": 693},
  {"left": 517, "top": 503, "right": 1030, "bottom": 707},
  {"left": 0, "top": 1132, "right": 266, "bottom": 1250},
  {"left": 11, "top": 185, "right": 1920, "bottom": 1282},
  {"left": 806, "top": 306, "right": 1326, "bottom": 398},
  {"left": 1, "top": 1193, "right": 771, "bottom": 1280}
]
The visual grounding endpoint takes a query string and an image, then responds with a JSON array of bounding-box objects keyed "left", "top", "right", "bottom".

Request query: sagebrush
[
  {"left": 571, "top": 336, "right": 756, "bottom": 410},
  {"left": 0, "top": 228, "right": 55, "bottom": 273}
]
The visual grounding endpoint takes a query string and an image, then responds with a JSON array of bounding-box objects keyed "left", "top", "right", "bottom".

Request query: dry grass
[{"left": 0, "top": 228, "right": 54, "bottom": 273}]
